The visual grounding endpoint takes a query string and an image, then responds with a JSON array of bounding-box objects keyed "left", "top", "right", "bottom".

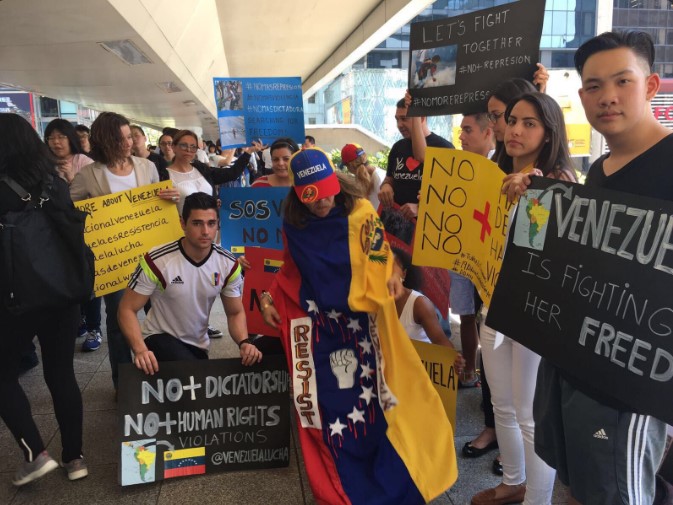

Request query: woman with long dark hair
[
  {"left": 261, "top": 148, "right": 458, "bottom": 505},
  {"left": 472, "top": 93, "right": 576, "bottom": 505},
  {"left": 0, "top": 113, "right": 87, "bottom": 485}
]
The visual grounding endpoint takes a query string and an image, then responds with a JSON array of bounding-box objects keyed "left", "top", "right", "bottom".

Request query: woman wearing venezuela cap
[{"left": 260, "top": 147, "right": 459, "bottom": 505}]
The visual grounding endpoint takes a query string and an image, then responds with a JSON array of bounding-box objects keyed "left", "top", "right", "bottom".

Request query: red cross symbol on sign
[{"left": 473, "top": 202, "right": 492, "bottom": 242}]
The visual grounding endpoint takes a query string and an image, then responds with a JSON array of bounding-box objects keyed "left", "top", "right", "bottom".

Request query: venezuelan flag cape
[{"left": 270, "top": 198, "right": 457, "bottom": 505}]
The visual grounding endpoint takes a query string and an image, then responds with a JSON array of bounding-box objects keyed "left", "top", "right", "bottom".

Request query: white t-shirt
[
  {"left": 129, "top": 240, "right": 242, "bottom": 350},
  {"left": 368, "top": 167, "right": 386, "bottom": 211},
  {"left": 167, "top": 167, "right": 213, "bottom": 214},
  {"left": 105, "top": 168, "right": 137, "bottom": 193}
]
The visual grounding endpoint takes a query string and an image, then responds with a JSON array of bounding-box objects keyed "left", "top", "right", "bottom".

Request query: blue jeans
[{"left": 103, "top": 290, "right": 131, "bottom": 388}]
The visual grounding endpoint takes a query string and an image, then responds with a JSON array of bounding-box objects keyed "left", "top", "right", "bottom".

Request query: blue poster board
[
  {"left": 219, "top": 186, "right": 289, "bottom": 254},
  {"left": 213, "top": 77, "right": 304, "bottom": 148}
]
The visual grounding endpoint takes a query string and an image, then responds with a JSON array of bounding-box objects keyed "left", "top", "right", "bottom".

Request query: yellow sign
[
  {"left": 566, "top": 123, "right": 591, "bottom": 156},
  {"left": 413, "top": 147, "right": 512, "bottom": 306},
  {"left": 75, "top": 181, "right": 183, "bottom": 297},
  {"left": 411, "top": 340, "right": 458, "bottom": 429}
]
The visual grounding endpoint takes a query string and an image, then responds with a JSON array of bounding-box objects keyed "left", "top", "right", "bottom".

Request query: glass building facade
[
  {"left": 613, "top": 0, "right": 673, "bottom": 77},
  {"left": 306, "top": 0, "right": 599, "bottom": 148}
]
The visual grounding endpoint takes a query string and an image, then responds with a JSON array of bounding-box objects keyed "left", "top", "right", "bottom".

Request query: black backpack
[{"left": 0, "top": 175, "right": 95, "bottom": 315}]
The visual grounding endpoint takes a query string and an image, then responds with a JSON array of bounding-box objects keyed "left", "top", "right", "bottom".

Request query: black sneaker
[{"left": 207, "top": 326, "right": 223, "bottom": 339}]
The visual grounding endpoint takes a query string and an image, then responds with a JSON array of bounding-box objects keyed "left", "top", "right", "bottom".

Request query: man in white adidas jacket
[{"left": 118, "top": 192, "right": 262, "bottom": 375}]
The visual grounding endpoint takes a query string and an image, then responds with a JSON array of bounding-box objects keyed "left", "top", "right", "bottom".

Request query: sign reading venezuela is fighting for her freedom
[
  {"left": 412, "top": 147, "right": 513, "bottom": 306},
  {"left": 487, "top": 177, "right": 673, "bottom": 425},
  {"left": 74, "top": 181, "right": 183, "bottom": 297}
]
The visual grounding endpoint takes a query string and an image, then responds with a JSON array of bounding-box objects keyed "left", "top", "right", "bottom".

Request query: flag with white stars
[{"left": 270, "top": 198, "right": 457, "bottom": 504}]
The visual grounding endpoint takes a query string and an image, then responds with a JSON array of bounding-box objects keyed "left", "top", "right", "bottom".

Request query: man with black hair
[
  {"left": 379, "top": 97, "right": 454, "bottom": 219},
  {"left": 302, "top": 135, "right": 315, "bottom": 150},
  {"left": 118, "top": 192, "right": 262, "bottom": 374},
  {"left": 507, "top": 30, "right": 669, "bottom": 505}
]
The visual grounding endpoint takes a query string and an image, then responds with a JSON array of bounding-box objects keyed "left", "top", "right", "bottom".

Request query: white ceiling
[{"left": 0, "top": 0, "right": 432, "bottom": 140}]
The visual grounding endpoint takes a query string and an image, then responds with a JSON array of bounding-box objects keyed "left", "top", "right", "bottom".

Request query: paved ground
[{"left": 0, "top": 303, "right": 570, "bottom": 505}]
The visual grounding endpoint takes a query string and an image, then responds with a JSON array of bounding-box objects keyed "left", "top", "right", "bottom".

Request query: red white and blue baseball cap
[{"left": 289, "top": 147, "right": 340, "bottom": 203}]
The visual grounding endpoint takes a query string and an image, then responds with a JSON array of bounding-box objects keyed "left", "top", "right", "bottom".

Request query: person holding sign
[
  {"left": 118, "top": 192, "right": 262, "bottom": 374},
  {"left": 70, "top": 111, "right": 162, "bottom": 389},
  {"left": 504, "top": 31, "right": 670, "bottom": 505},
  {"left": 473, "top": 93, "right": 577, "bottom": 505},
  {"left": 161, "top": 129, "right": 262, "bottom": 214},
  {"left": 378, "top": 96, "right": 454, "bottom": 220},
  {"left": 261, "top": 148, "right": 458, "bottom": 505},
  {"left": 392, "top": 248, "right": 465, "bottom": 370}
]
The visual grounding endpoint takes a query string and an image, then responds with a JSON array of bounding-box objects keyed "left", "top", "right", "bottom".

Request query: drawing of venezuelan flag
[
  {"left": 270, "top": 199, "right": 457, "bottom": 505},
  {"left": 163, "top": 447, "right": 206, "bottom": 479},
  {"left": 263, "top": 257, "right": 283, "bottom": 273}
]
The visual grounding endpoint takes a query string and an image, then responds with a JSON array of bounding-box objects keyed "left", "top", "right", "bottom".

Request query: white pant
[{"left": 480, "top": 318, "right": 555, "bottom": 505}]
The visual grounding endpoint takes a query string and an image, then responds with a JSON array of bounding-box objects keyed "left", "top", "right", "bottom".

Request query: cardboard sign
[
  {"left": 411, "top": 340, "right": 458, "bottom": 429},
  {"left": 379, "top": 204, "right": 451, "bottom": 319},
  {"left": 412, "top": 148, "right": 511, "bottom": 306},
  {"left": 407, "top": 0, "right": 546, "bottom": 116},
  {"left": 219, "top": 186, "right": 288, "bottom": 255},
  {"left": 487, "top": 177, "right": 673, "bottom": 424},
  {"left": 118, "top": 356, "right": 290, "bottom": 486},
  {"left": 74, "top": 181, "right": 183, "bottom": 297},
  {"left": 213, "top": 77, "right": 305, "bottom": 149},
  {"left": 243, "top": 247, "right": 284, "bottom": 337}
]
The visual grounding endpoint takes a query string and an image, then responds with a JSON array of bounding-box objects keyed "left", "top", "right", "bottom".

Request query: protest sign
[
  {"left": 74, "top": 181, "right": 183, "bottom": 297},
  {"left": 407, "top": 0, "right": 546, "bottom": 116},
  {"left": 118, "top": 356, "right": 290, "bottom": 486},
  {"left": 213, "top": 77, "right": 304, "bottom": 149},
  {"left": 242, "top": 247, "right": 284, "bottom": 337},
  {"left": 412, "top": 148, "right": 512, "bottom": 306},
  {"left": 487, "top": 177, "right": 673, "bottom": 424},
  {"left": 380, "top": 204, "right": 451, "bottom": 318},
  {"left": 411, "top": 340, "right": 458, "bottom": 429},
  {"left": 219, "top": 186, "right": 288, "bottom": 254}
]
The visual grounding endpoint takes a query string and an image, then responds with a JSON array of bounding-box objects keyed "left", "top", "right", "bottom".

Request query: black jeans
[
  {"left": 145, "top": 333, "right": 208, "bottom": 362},
  {"left": 0, "top": 304, "right": 83, "bottom": 463}
]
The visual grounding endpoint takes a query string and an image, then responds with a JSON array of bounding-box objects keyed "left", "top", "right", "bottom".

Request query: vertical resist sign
[
  {"left": 118, "top": 357, "right": 290, "bottom": 486},
  {"left": 407, "top": 0, "right": 546, "bottom": 116},
  {"left": 487, "top": 178, "right": 673, "bottom": 425}
]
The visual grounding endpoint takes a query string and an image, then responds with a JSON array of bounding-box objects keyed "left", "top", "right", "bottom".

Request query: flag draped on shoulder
[{"left": 270, "top": 198, "right": 457, "bottom": 505}]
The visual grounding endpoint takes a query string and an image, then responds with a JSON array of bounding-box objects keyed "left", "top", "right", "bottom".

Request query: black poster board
[
  {"left": 118, "top": 356, "right": 290, "bottom": 486},
  {"left": 487, "top": 178, "right": 673, "bottom": 425},
  {"left": 407, "top": 0, "right": 546, "bottom": 117}
]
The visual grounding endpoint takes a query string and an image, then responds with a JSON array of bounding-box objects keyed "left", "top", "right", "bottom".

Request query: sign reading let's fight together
[{"left": 75, "top": 181, "right": 183, "bottom": 297}]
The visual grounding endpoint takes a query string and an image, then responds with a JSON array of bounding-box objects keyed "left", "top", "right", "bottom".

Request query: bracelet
[
  {"left": 261, "top": 291, "right": 273, "bottom": 305},
  {"left": 238, "top": 337, "right": 254, "bottom": 348}
]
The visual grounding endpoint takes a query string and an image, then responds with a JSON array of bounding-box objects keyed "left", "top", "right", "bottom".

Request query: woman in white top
[
  {"left": 44, "top": 119, "right": 93, "bottom": 185},
  {"left": 392, "top": 248, "right": 464, "bottom": 364},
  {"left": 70, "top": 111, "right": 162, "bottom": 390}
]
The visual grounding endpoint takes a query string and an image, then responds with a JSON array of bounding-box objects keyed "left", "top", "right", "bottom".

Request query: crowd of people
[{"left": 0, "top": 30, "right": 671, "bottom": 505}]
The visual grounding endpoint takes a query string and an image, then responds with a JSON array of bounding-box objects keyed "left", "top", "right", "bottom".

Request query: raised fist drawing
[{"left": 329, "top": 348, "right": 358, "bottom": 389}]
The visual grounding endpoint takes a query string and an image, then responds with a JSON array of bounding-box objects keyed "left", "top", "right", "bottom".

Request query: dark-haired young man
[
  {"left": 118, "top": 193, "right": 262, "bottom": 375},
  {"left": 516, "top": 31, "right": 670, "bottom": 505},
  {"left": 378, "top": 97, "right": 454, "bottom": 220}
]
